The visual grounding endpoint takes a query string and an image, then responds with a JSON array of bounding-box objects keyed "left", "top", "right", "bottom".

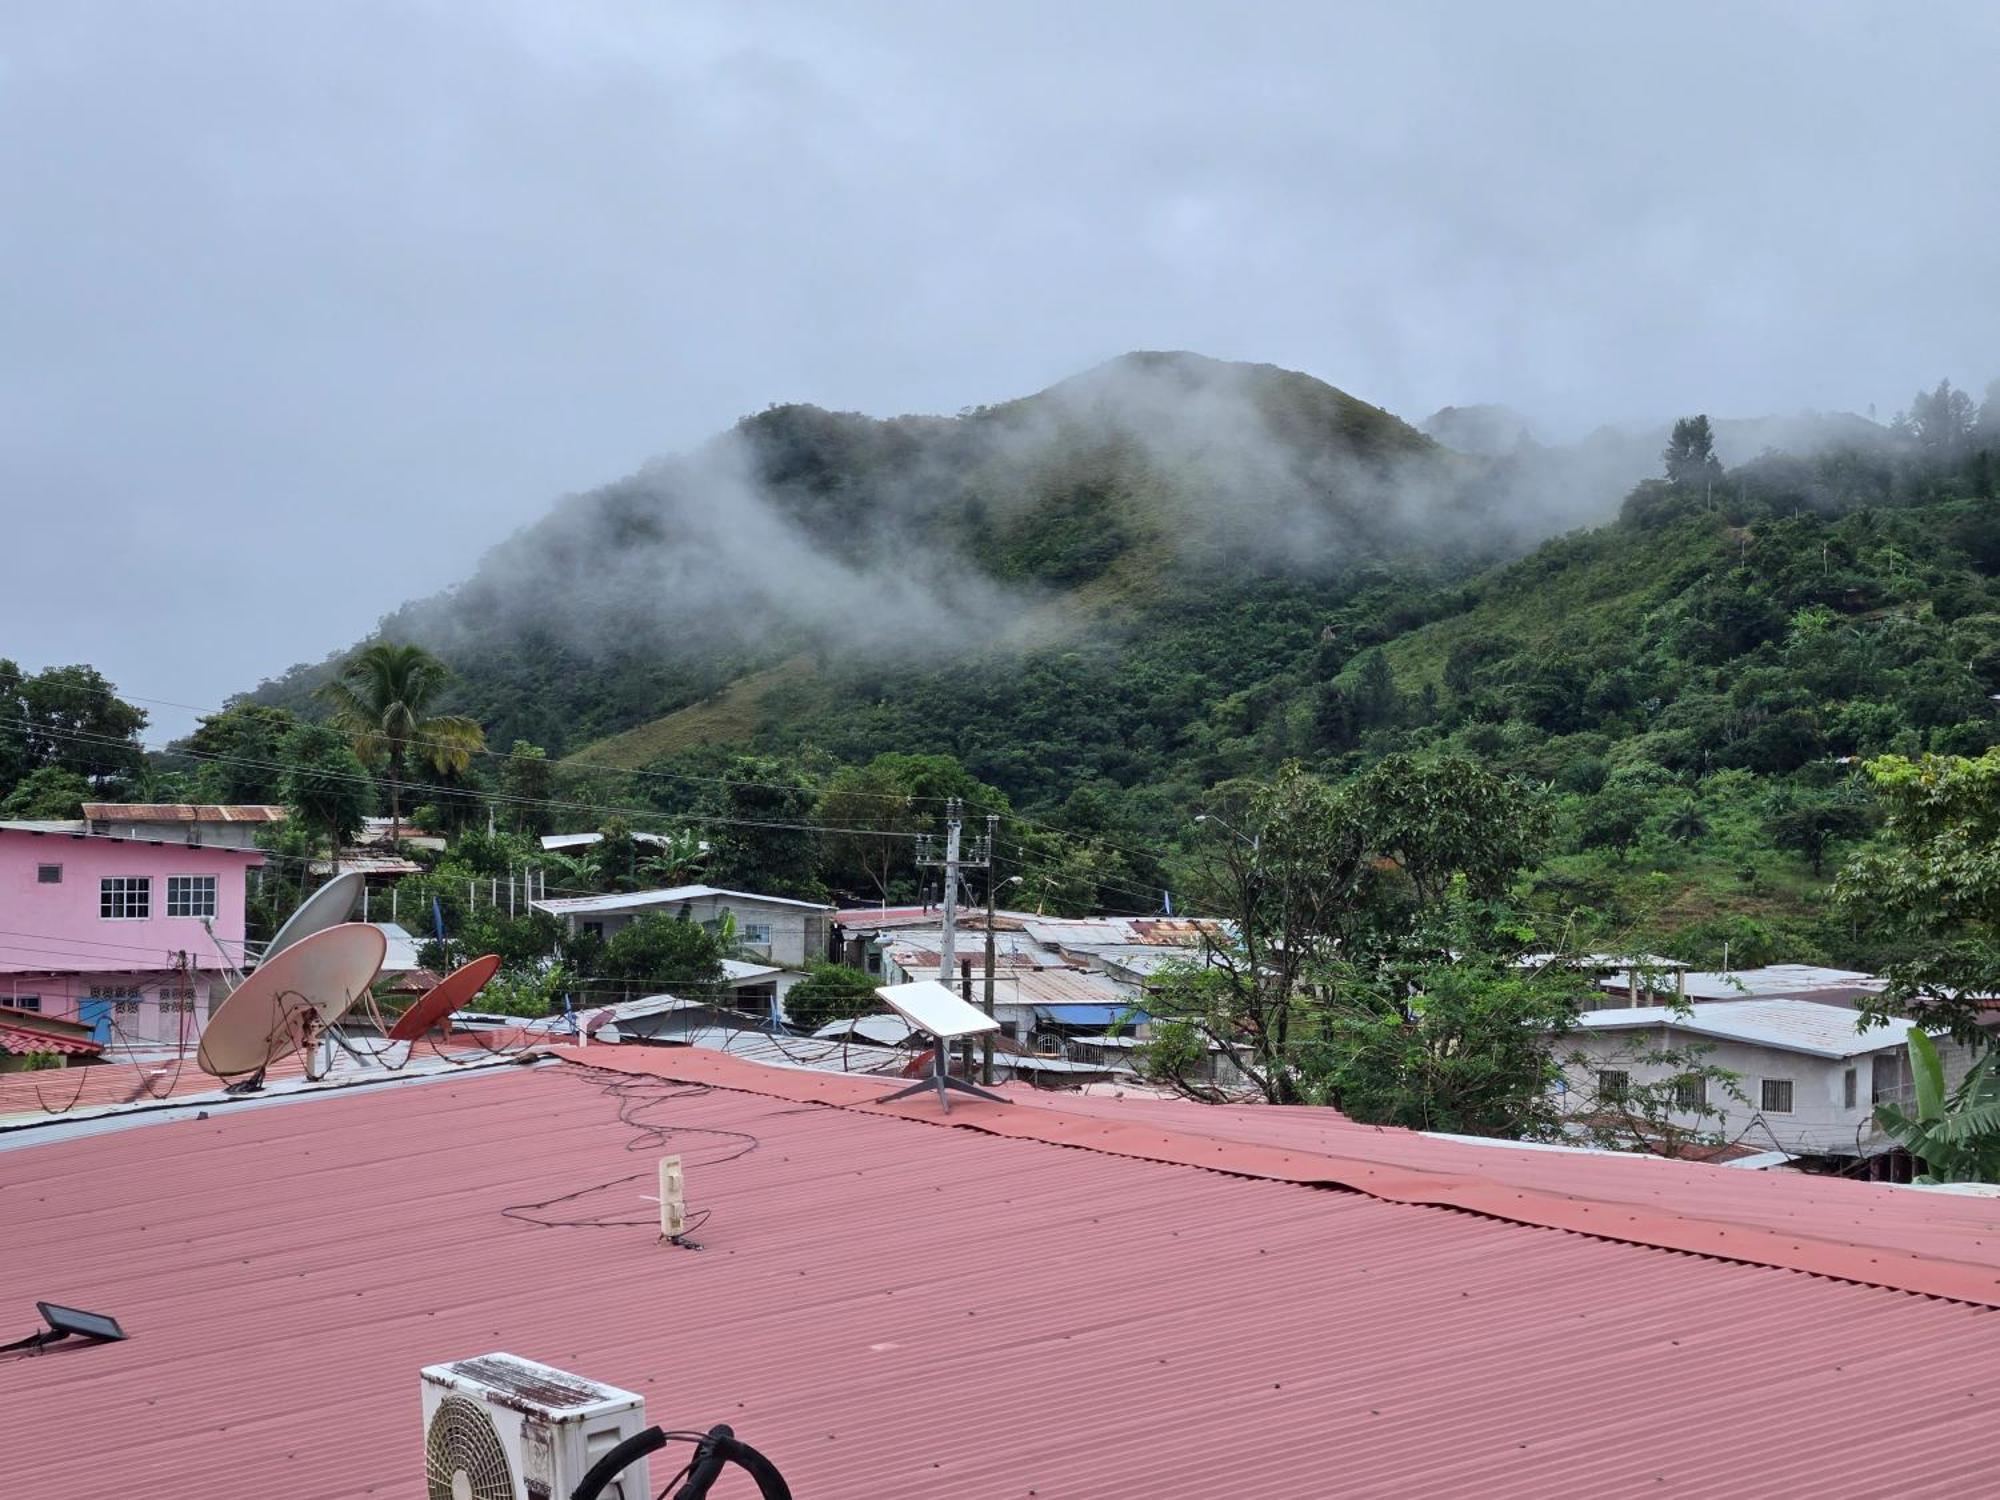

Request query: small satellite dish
[
  {"left": 388, "top": 954, "right": 503, "bottom": 1042},
  {"left": 198, "top": 923, "right": 387, "bottom": 1078},
  {"left": 873, "top": 979, "right": 1005, "bottom": 1114},
  {"left": 260, "top": 870, "right": 366, "bottom": 964}
]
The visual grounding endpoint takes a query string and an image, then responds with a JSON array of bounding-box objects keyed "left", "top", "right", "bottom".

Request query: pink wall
[{"left": 0, "top": 828, "right": 262, "bottom": 980}]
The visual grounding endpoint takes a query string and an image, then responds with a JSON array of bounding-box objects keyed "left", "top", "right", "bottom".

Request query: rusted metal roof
[
  {"left": 6, "top": 1047, "right": 2000, "bottom": 1496},
  {"left": 80, "top": 803, "right": 287, "bottom": 823}
]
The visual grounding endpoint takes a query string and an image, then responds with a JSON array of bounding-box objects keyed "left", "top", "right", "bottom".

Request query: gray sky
[{"left": 4, "top": 1, "right": 1997, "bottom": 737}]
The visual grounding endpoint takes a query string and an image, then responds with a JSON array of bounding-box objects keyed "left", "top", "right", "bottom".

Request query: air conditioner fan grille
[{"left": 426, "top": 1393, "right": 514, "bottom": 1500}]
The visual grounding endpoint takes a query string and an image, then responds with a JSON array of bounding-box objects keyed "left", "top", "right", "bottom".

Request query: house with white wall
[
  {"left": 532, "top": 884, "right": 833, "bottom": 970},
  {"left": 81, "top": 802, "right": 285, "bottom": 849},
  {"left": 1562, "top": 999, "right": 1918, "bottom": 1162}
]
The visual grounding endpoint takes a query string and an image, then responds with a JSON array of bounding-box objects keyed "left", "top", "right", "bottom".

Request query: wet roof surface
[{"left": 5, "top": 1049, "right": 2000, "bottom": 1497}]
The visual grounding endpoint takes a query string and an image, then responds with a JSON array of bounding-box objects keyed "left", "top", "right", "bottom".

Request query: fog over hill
[{"left": 251, "top": 351, "right": 1678, "bottom": 747}]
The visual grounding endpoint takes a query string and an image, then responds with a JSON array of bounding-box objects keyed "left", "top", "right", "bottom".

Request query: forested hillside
[{"left": 237, "top": 358, "right": 2000, "bottom": 965}]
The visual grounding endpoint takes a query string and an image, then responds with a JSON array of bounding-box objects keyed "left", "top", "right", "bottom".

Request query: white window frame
[
  {"left": 1761, "top": 1078, "right": 1795, "bottom": 1114},
  {"left": 1843, "top": 1067, "right": 1857, "bottom": 1109},
  {"left": 1596, "top": 1069, "right": 1630, "bottom": 1104},
  {"left": 740, "top": 921, "right": 774, "bottom": 950},
  {"left": 1672, "top": 1075, "right": 1706, "bottom": 1112},
  {"left": 100, "top": 876, "right": 151, "bottom": 920},
  {"left": 166, "top": 874, "right": 218, "bottom": 919}
]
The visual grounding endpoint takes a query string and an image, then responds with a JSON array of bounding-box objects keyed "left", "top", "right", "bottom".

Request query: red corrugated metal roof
[
  {"left": 0, "top": 1037, "right": 531, "bottom": 1122},
  {"left": 5, "top": 1049, "right": 2000, "bottom": 1497}
]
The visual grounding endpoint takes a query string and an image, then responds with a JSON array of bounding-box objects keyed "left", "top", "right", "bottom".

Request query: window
[
  {"left": 166, "top": 875, "right": 217, "bottom": 918},
  {"left": 36, "top": 864, "right": 61, "bottom": 884},
  {"left": 4, "top": 995, "right": 40, "bottom": 1013},
  {"left": 100, "top": 877, "right": 150, "bottom": 919},
  {"left": 1596, "top": 1069, "right": 1630, "bottom": 1104},
  {"left": 581, "top": 921, "right": 604, "bottom": 939},
  {"left": 158, "top": 984, "right": 196, "bottom": 1015},
  {"left": 1761, "top": 1079, "right": 1795, "bottom": 1114},
  {"left": 1673, "top": 1075, "right": 1706, "bottom": 1111},
  {"left": 1873, "top": 1050, "right": 1914, "bottom": 1104},
  {"left": 1843, "top": 1067, "right": 1858, "bottom": 1109},
  {"left": 740, "top": 921, "right": 773, "bottom": 951}
]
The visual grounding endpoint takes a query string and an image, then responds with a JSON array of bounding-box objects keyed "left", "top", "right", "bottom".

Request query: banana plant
[{"left": 1874, "top": 1031, "right": 2000, "bottom": 1184}]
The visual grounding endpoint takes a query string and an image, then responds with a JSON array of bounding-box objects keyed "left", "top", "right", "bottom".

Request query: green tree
[
  {"left": 9, "top": 663, "right": 147, "bottom": 790},
  {"left": 1838, "top": 750, "right": 2000, "bottom": 1040},
  {"left": 1662, "top": 415, "right": 1724, "bottom": 489},
  {"left": 783, "top": 961, "right": 880, "bottom": 1032},
  {"left": 1907, "top": 379, "right": 1976, "bottom": 454},
  {"left": 592, "top": 819, "right": 643, "bottom": 892},
  {"left": 599, "top": 914, "right": 726, "bottom": 1000},
  {"left": 700, "top": 754, "right": 824, "bottom": 900},
  {"left": 1304, "top": 956, "right": 1590, "bottom": 1136},
  {"left": 1348, "top": 752, "right": 1552, "bottom": 911},
  {"left": 0, "top": 765, "right": 90, "bottom": 819},
  {"left": 1142, "top": 759, "right": 1553, "bottom": 1105},
  {"left": 1661, "top": 797, "right": 1709, "bottom": 844},
  {"left": 1766, "top": 784, "right": 1868, "bottom": 878},
  {"left": 184, "top": 704, "right": 299, "bottom": 803},
  {"left": 319, "top": 641, "right": 485, "bottom": 840},
  {"left": 498, "top": 740, "right": 555, "bottom": 836},
  {"left": 817, "top": 752, "right": 1007, "bottom": 903},
  {"left": 279, "top": 722, "right": 371, "bottom": 859}
]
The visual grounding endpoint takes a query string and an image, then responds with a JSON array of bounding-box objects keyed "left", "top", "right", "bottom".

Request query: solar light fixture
[{"left": 0, "top": 1301, "right": 127, "bottom": 1353}]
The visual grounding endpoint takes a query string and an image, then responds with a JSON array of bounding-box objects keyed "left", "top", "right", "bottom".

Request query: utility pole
[
  {"left": 982, "top": 813, "right": 999, "bottom": 1084},
  {"left": 917, "top": 799, "right": 991, "bottom": 1079}
]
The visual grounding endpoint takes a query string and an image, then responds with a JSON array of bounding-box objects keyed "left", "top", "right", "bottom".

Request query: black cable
[{"left": 498, "top": 1070, "right": 758, "bottom": 1231}]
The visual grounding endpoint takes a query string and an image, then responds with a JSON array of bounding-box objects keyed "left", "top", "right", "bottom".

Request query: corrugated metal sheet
[
  {"left": 0, "top": 1038, "right": 524, "bottom": 1125},
  {"left": 1577, "top": 999, "right": 1913, "bottom": 1058},
  {"left": 80, "top": 803, "right": 287, "bottom": 823},
  {"left": 5, "top": 1052, "right": 2000, "bottom": 1498}
]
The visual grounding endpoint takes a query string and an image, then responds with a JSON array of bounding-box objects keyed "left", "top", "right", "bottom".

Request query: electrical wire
[{"left": 497, "top": 1066, "right": 758, "bottom": 1233}]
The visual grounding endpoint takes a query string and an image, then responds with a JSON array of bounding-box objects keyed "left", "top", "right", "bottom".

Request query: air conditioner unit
[{"left": 421, "top": 1352, "right": 649, "bottom": 1500}]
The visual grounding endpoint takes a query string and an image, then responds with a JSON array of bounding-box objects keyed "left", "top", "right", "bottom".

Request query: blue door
[{"left": 78, "top": 999, "right": 113, "bottom": 1045}]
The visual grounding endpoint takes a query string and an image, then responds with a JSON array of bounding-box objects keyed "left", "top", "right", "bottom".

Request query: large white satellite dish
[
  {"left": 873, "top": 980, "right": 1005, "bottom": 1114},
  {"left": 260, "top": 870, "right": 366, "bottom": 965},
  {"left": 198, "top": 922, "right": 387, "bottom": 1080}
]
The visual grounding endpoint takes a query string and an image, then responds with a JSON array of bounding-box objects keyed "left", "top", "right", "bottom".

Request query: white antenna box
[{"left": 421, "top": 1352, "right": 648, "bottom": 1500}]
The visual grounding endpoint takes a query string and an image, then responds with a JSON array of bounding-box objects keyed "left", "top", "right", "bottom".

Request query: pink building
[{"left": 0, "top": 826, "right": 263, "bottom": 1046}]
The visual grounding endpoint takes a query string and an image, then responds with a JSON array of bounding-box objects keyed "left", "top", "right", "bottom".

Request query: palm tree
[
  {"left": 1662, "top": 798, "right": 1709, "bottom": 845},
  {"left": 318, "top": 642, "right": 486, "bottom": 843}
]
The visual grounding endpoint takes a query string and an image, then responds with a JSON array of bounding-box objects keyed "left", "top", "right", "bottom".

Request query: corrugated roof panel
[
  {"left": 1577, "top": 999, "right": 1914, "bottom": 1058},
  {"left": 5, "top": 1055, "right": 2000, "bottom": 1497}
]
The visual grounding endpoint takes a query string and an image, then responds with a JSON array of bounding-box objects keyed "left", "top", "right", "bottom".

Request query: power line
[
  {"left": 6, "top": 671, "right": 1184, "bottom": 866},
  {"left": 4, "top": 714, "right": 1189, "bottom": 913}
]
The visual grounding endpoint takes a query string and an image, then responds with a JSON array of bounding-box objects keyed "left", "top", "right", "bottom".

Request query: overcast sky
[{"left": 4, "top": 1, "right": 1997, "bottom": 736}]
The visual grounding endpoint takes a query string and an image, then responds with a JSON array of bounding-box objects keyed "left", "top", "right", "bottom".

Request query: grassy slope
[{"left": 565, "top": 656, "right": 827, "bottom": 767}]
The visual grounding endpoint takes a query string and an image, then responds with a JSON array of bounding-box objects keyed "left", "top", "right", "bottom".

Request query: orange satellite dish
[{"left": 387, "top": 954, "right": 503, "bottom": 1042}]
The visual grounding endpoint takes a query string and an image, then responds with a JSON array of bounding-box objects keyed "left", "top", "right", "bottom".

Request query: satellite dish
[
  {"left": 388, "top": 954, "right": 503, "bottom": 1042},
  {"left": 198, "top": 923, "right": 387, "bottom": 1078},
  {"left": 260, "top": 870, "right": 366, "bottom": 964}
]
